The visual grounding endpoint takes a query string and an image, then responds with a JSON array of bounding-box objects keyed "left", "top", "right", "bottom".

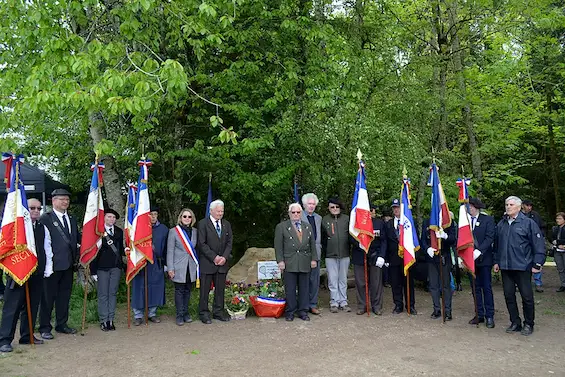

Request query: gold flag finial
[
  {"left": 357, "top": 149, "right": 363, "bottom": 161},
  {"left": 402, "top": 165, "right": 408, "bottom": 179}
]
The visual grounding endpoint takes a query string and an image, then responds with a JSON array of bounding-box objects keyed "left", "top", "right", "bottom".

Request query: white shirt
[
  {"left": 53, "top": 208, "right": 71, "bottom": 234},
  {"left": 105, "top": 225, "right": 114, "bottom": 235},
  {"left": 210, "top": 215, "right": 221, "bottom": 232},
  {"left": 34, "top": 222, "right": 54, "bottom": 277},
  {"left": 394, "top": 216, "right": 401, "bottom": 230}
]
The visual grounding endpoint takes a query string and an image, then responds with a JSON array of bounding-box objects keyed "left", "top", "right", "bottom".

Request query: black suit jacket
[
  {"left": 40, "top": 211, "right": 80, "bottom": 272},
  {"left": 385, "top": 218, "right": 403, "bottom": 266},
  {"left": 420, "top": 218, "right": 456, "bottom": 263},
  {"left": 471, "top": 213, "right": 495, "bottom": 267},
  {"left": 197, "top": 218, "right": 233, "bottom": 274},
  {"left": 90, "top": 226, "right": 125, "bottom": 274}
]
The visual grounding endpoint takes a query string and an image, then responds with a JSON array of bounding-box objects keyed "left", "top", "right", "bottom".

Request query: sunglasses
[
  {"left": 29, "top": 206, "right": 42, "bottom": 210},
  {"left": 291, "top": 211, "right": 301, "bottom": 214},
  {"left": 182, "top": 215, "right": 192, "bottom": 218},
  {"left": 329, "top": 205, "right": 340, "bottom": 209}
]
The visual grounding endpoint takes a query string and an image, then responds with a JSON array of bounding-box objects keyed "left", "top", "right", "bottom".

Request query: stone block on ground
[{"left": 227, "top": 247, "right": 276, "bottom": 285}]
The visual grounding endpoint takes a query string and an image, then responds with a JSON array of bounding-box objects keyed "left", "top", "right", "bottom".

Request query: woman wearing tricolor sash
[{"left": 166, "top": 208, "right": 199, "bottom": 326}]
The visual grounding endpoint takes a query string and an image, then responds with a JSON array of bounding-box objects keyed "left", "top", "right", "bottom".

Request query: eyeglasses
[
  {"left": 29, "top": 206, "right": 42, "bottom": 210},
  {"left": 329, "top": 205, "right": 340, "bottom": 209},
  {"left": 182, "top": 215, "right": 192, "bottom": 219},
  {"left": 291, "top": 211, "right": 301, "bottom": 214}
]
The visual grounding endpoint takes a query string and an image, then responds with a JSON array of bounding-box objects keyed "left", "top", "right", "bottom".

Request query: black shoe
[
  {"left": 148, "top": 316, "right": 161, "bottom": 323},
  {"left": 520, "top": 324, "right": 533, "bottom": 336},
  {"left": 535, "top": 285, "right": 544, "bottom": 293},
  {"left": 486, "top": 318, "right": 495, "bottom": 328},
  {"left": 212, "top": 314, "right": 230, "bottom": 322},
  {"left": 183, "top": 314, "right": 193, "bottom": 323},
  {"left": 285, "top": 315, "right": 294, "bottom": 322},
  {"left": 108, "top": 321, "right": 116, "bottom": 331},
  {"left": 444, "top": 312, "right": 452, "bottom": 321},
  {"left": 556, "top": 286, "right": 565, "bottom": 292},
  {"left": 55, "top": 326, "right": 77, "bottom": 334},
  {"left": 356, "top": 309, "right": 366, "bottom": 315},
  {"left": 176, "top": 316, "right": 184, "bottom": 326},
  {"left": 19, "top": 336, "right": 44, "bottom": 345},
  {"left": 298, "top": 314, "right": 310, "bottom": 321},
  {"left": 408, "top": 308, "right": 417, "bottom": 315},
  {"left": 430, "top": 310, "right": 441, "bottom": 319},
  {"left": 100, "top": 322, "right": 109, "bottom": 332},
  {"left": 372, "top": 309, "right": 383, "bottom": 316},
  {"left": 469, "top": 316, "right": 485, "bottom": 325},
  {"left": 41, "top": 332, "right": 54, "bottom": 340},
  {"left": 456, "top": 283, "right": 463, "bottom": 291},
  {"left": 0, "top": 344, "right": 13, "bottom": 353},
  {"left": 392, "top": 307, "right": 403, "bottom": 314},
  {"left": 201, "top": 317, "right": 212, "bottom": 324},
  {"left": 505, "top": 323, "right": 522, "bottom": 333},
  {"left": 134, "top": 318, "right": 143, "bottom": 326}
]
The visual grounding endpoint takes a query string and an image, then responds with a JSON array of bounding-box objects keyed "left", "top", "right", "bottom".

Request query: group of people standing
[
  {"left": 0, "top": 188, "right": 558, "bottom": 352},
  {"left": 274, "top": 193, "right": 548, "bottom": 337}
]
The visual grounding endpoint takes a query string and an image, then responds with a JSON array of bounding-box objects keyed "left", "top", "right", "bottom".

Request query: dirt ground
[{"left": 1, "top": 268, "right": 565, "bottom": 377}]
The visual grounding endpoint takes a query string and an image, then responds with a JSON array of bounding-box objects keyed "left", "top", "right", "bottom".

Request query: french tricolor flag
[
  {"left": 399, "top": 176, "right": 420, "bottom": 275},
  {"left": 132, "top": 158, "right": 153, "bottom": 264},
  {"left": 349, "top": 152, "right": 374, "bottom": 253},
  {"left": 79, "top": 160, "right": 105, "bottom": 267},
  {"left": 428, "top": 163, "right": 451, "bottom": 250},
  {"left": 125, "top": 183, "right": 147, "bottom": 283},
  {"left": 0, "top": 153, "right": 37, "bottom": 285},
  {"left": 456, "top": 178, "right": 475, "bottom": 275}
]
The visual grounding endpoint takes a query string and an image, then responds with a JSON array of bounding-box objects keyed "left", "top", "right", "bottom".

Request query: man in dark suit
[
  {"left": 275, "top": 203, "right": 317, "bottom": 321},
  {"left": 90, "top": 208, "right": 125, "bottom": 332},
  {"left": 468, "top": 197, "right": 496, "bottom": 328},
  {"left": 0, "top": 198, "right": 53, "bottom": 352},
  {"left": 197, "top": 199, "right": 233, "bottom": 324},
  {"left": 385, "top": 199, "right": 416, "bottom": 314},
  {"left": 39, "top": 189, "right": 80, "bottom": 339}
]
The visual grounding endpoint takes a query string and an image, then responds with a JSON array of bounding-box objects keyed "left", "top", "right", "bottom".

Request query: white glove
[
  {"left": 376, "top": 257, "right": 385, "bottom": 268},
  {"left": 427, "top": 247, "right": 436, "bottom": 258},
  {"left": 473, "top": 249, "right": 482, "bottom": 260},
  {"left": 91, "top": 275, "right": 98, "bottom": 282},
  {"left": 435, "top": 230, "right": 448, "bottom": 240},
  {"left": 44, "top": 270, "right": 53, "bottom": 278},
  {"left": 163, "top": 266, "right": 168, "bottom": 272},
  {"left": 458, "top": 257, "right": 464, "bottom": 268}
]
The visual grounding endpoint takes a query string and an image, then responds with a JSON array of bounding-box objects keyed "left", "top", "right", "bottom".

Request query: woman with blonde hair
[{"left": 166, "top": 208, "right": 199, "bottom": 325}]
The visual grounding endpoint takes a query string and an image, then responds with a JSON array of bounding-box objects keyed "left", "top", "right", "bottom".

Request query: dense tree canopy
[{"left": 1, "top": 0, "right": 564, "bottom": 259}]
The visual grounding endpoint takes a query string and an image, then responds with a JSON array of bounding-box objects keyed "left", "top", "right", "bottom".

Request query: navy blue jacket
[
  {"left": 494, "top": 212, "right": 546, "bottom": 271},
  {"left": 420, "top": 219, "right": 456, "bottom": 263},
  {"left": 471, "top": 213, "right": 496, "bottom": 267},
  {"left": 351, "top": 218, "right": 387, "bottom": 266}
]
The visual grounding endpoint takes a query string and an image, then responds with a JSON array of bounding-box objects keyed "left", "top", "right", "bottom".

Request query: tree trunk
[
  {"left": 431, "top": 0, "right": 448, "bottom": 151},
  {"left": 89, "top": 112, "right": 125, "bottom": 212},
  {"left": 546, "top": 89, "right": 561, "bottom": 211},
  {"left": 448, "top": 2, "right": 483, "bottom": 193}
]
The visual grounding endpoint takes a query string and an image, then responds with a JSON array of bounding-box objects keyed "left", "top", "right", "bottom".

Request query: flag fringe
[{"left": 0, "top": 261, "right": 37, "bottom": 286}]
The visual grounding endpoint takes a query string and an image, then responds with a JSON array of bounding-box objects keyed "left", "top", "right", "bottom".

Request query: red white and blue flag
[
  {"left": 399, "top": 176, "right": 420, "bottom": 275},
  {"left": 0, "top": 153, "right": 37, "bottom": 285},
  {"left": 428, "top": 163, "right": 451, "bottom": 251},
  {"left": 125, "top": 183, "right": 146, "bottom": 283},
  {"left": 132, "top": 158, "right": 153, "bottom": 264},
  {"left": 456, "top": 178, "right": 475, "bottom": 275},
  {"left": 349, "top": 155, "right": 374, "bottom": 253},
  {"left": 79, "top": 160, "right": 105, "bottom": 267}
]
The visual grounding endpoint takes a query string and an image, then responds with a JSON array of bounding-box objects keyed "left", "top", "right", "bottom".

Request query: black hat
[
  {"left": 150, "top": 205, "right": 160, "bottom": 213},
  {"left": 391, "top": 198, "right": 400, "bottom": 207},
  {"left": 51, "top": 188, "right": 71, "bottom": 197},
  {"left": 370, "top": 204, "right": 378, "bottom": 211},
  {"left": 468, "top": 197, "right": 485, "bottom": 209},
  {"left": 328, "top": 197, "right": 344, "bottom": 209},
  {"left": 104, "top": 208, "right": 120, "bottom": 220},
  {"left": 522, "top": 199, "right": 533, "bottom": 206}
]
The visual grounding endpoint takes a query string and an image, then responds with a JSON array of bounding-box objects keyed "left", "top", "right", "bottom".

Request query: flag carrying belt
[{"left": 174, "top": 225, "right": 200, "bottom": 288}]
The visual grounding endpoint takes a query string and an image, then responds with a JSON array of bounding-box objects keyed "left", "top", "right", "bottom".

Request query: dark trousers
[
  {"left": 39, "top": 268, "right": 73, "bottom": 333},
  {"left": 0, "top": 275, "right": 43, "bottom": 346},
  {"left": 389, "top": 264, "right": 415, "bottom": 310},
  {"left": 454, "top": 261, "right": 462, "bottom": 286},
  {"left": 199, "top": 272, "right": 226, "bottom": 319},
  {"left": 308, "top": 264, "right": 320, "bottom": 309},
  {"left": 474, "top": 265, "right": 494, "bottom": 319},
  {"left": 428, "top": 259, "right": 452, "bottom": 313},
  {"left": 174, "top": 270, "right": 192, "bottom": 317},
  {"left": 283, "top": 271, "right": 309, "bottom": 317},
  {"left": 354, "top": 264, "right": 383, "bottom": 312},
  {"left": 0, "top": 270, "right": 5, "bottom": 294},
  {"left": 502, "top": 269, "right": 535, "bottom": 327}
]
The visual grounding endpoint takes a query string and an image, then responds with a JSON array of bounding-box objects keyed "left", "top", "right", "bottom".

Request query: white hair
[
  {"left": 288, "top": 202, "right": 302, "bottom": 213},
  {"left": 505, "top": 196, "right": 522, "bottom": 206},
  {"left": 210, "top": 199, "right": 224, "bottom": 211},
  {"left": 301, "top": 193, "right": 319, "bottom": 207}
]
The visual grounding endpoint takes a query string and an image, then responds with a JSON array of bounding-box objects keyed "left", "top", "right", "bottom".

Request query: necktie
[
  {"left": 471, "top": 217, "right": 476, "bottom": 230},
  {"left": 62, "top": 214, "right": 70, "bottom": 234},
  {"left": 295, "top": 221, "right": 301, "bottom": 233},
  {"left": 215, "top": 220, "right": 221, "bottom": 237},
  {"left": 109, "top": 227, "right": 114, "bottom": 236}
]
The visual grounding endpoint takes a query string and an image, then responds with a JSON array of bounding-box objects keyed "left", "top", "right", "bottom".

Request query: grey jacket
[
  {"left": 166, "top": 226, "right": 198, "bottom": 284},
  {"left": 301, "top": 211, "right": 322, "bottom": 260}
]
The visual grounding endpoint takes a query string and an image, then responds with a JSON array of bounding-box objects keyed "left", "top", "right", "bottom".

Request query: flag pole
[
  {"left": 438, "top": 238, "right": 446, "bottom": 323},
  {"left": 364, "top": 252, "right": 370, "bottom": 316},
  {"left": 144, "top": 266, "right": 149, "bottom": 326},
  {"left": 127, "top": 282, "right": 131, "bottom": 329},
  {"left": 24, "top": 282, "right": 34, "bottom": 346},
  {"left": 461, "top": 167, "right": 479, "bottom": 328},
  {"left": 81, "top": 265, "right": 90, "bottom": 335},
  {"left": 406, "top": 270, "right": 411, "bottom": 316}
]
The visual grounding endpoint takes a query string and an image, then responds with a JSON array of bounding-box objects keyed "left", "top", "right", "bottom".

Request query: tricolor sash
[{"left": 174, "top": 225, "right": 200, "bottom": 288}]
